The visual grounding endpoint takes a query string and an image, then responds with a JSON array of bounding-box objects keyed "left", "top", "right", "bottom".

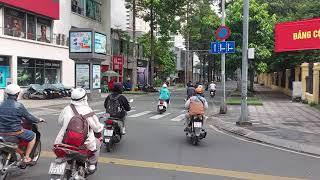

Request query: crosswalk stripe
[
  {"left": 128, "top": 111, "right": 152, "bottom": 118},
  {"left": 128, "top": 110, "right": 137, "bottom": 113},
  {"left": 150, "top": 113, "right": 171, "bottom": 119},
  {"left": 171, "top": 114, "right": 185, "bottom": 122}
]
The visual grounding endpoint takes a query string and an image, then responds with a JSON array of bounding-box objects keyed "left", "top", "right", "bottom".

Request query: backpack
[
  {"left": 62, "top": 104, "right": 95, "bottom": 147},
  {"left": 106, "top": 94, "right": 123, "bottom": 117},
  {"left": 188, "top": 96, "right": 205, "bottom": 116}
]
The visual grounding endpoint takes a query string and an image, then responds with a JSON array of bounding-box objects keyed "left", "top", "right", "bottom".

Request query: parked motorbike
[
  {"left": 22, "top": 84, "right": 48, "bottom": 100},
  {"left": 209, "top": 90, "right": 216, "bottom": 98},
  {"left": 49, "top": 144, "right": 94, "bottom": 180},
  {"left": 0, "top": 119, "right": 43, "bottom": 179},
  {"left": 52, "top": 84, "right": 72, "bottom": 97},
  {"left": 142, "top": 84, "right": 158, "bottom": 92},
  {"left": 185, "top": 115, "right": 207, "bottom": 145},
  {"left": 157, "top": 99, "right": 168, "bottom": 114},
  {"left": 42, "top": 84, "right": 62, "bottom": 99}
]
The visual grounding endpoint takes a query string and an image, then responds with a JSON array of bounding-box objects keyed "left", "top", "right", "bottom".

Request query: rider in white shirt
[{"left": 209, "top": 81, "right": 216, "bottom": 91}]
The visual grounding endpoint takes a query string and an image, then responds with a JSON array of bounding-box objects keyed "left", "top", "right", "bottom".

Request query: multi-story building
[{"left": 0, "top": 0, "right": 111, "bottom": 99}]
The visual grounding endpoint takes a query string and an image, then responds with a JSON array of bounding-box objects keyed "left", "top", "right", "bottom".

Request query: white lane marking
[
  {"left": 96, "top": 112, "right": 106, "bottom": 115},
  {"left": 171, "top": 114, "right": 185, "bottom": 122},
  {"left": 209, "top": 125, "right": 320, "bottom": 159},
  {"left": 128, "top": 111, "right": 152, "bottom": 118},
  {"left": 150, "top": 113, "right": 171, "bottom": 120},
  {"left": 128, "top": 110, "right": 137, "bottom": 113}
]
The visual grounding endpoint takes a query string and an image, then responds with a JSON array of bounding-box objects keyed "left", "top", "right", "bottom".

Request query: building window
[
  {"left": 86, "top": 0, "right": 101, "bottom": 22},
  {"left": 4, "top": 8, "right": 26, "bottom": 38},
  {"left": 27, "top": 14, "right": 36, "bottom": 40},
  {"left": 0, "top": 57, "right": 10, "bottom": 88},
  {"left": 72, "top": 0, "right": 85, "bottom": 15},
  {"left": 18, "top": 58, "right": 61, "bottom": 86},
  {"left": 37, "top": 17, "right": 52, "bottom": 43}
]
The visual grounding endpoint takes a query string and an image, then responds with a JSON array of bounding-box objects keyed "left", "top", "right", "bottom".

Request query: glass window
[
  {"left": 72, "top": 0, "right": 85, "bottom": 15},
  {"left": 4, "top": 8, "right": 26, "bottom": 38},
  {"left": 37, "top": 17, "right": 52, "bottom": 43},
  {"left": 0, "top": 57, "right": 10, "bottom": 88},
  {"left": 17, "top": 58, "right": 61, "bottom": 86},
  {"left": 27, "top": 14, "right": 36, "bottom": 40},
  {"left": 86, "top": 0, "right": 101, "bottom": 21}
]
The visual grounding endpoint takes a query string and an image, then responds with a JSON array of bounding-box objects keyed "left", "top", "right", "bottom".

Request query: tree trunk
[
  {"left": 131, "top": 0, "right": 137, "bottom": 90},
  {"left": 149, "top": 1, "right": 155, "bottom": 86}
]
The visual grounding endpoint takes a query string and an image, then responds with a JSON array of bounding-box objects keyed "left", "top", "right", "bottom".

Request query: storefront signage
[
  {"left": 113, "top": 56, "right": 123, "bottom": 71},
  {"left": 70, "top": 32, "right": 92, "bottom": 53},
  {"left": 275, "top": 18, "right": 320, "bottom": 52},
  {"left": 94, "top": 32, "right": 107, "bottom": 54},
  {"left": 0, "top": 0, "right": 60, "bottom": 20},
  {"left": 0, "top": 67, "right": 10, "bottom": 88},
  {"left": 75, "top": 64, "right": 90, "bottom": 89},
  {"left": 92, "top": 65, "right": 101, "bottom": 89}
]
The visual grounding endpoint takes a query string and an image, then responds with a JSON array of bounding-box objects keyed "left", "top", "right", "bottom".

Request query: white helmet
[
  {"left": 5, "top": 84, "right": 21, "bottom": 96},
  {"left": 71, "top": 88, "right": 87, "bottom": 101},
  {"left": 162, "top": 84, "right": 168, "bottom": 88}
]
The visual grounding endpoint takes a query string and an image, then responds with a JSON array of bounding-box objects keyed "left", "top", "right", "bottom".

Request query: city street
[{"left": 11, "top": 86, "right": 320, "bottom": 180}]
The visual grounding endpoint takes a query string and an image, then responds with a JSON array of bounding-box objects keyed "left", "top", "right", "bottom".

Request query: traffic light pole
[
  {"left": 220, "top": 0, "right": 227, "bottom": 114},
  {"left": 237, "top": 0, "right": 252, "bottom": 126}
]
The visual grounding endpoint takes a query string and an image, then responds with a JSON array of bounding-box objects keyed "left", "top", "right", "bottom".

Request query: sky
[{"left": 111, "top": 0, "right": 127, "bottom": 30}]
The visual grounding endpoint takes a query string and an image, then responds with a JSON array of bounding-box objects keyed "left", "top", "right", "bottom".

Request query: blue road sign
[{"left": 210, "top": 41, "right": 235, "bottom": 54}]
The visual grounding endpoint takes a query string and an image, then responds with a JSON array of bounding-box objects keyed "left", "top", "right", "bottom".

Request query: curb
[{"left": 212, "top": 117, "right": 320, "bottom": 156}]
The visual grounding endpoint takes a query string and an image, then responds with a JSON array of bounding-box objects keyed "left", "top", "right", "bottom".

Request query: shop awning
[{"left": 102, "top": 71, "right": 120, "bottom": 77}]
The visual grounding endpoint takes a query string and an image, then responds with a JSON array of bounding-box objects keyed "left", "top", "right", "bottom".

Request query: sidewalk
[{"left": 211, "top": 84, "right": 320, "bottom": 155}]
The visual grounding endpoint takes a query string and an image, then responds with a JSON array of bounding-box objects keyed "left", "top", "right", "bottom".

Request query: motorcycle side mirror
[{"left": 129, "top": 99, "right": 134, "bottom": 103}]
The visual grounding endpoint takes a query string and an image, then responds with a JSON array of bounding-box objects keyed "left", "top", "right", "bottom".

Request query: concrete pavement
[
  {"left": 212, "top": 83, "right": 320, "bottom": 156},
  {"left": 8, "top": 88, "right": 320, "bottom": 179}
]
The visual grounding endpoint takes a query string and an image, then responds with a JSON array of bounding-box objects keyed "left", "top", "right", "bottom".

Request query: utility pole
[
  {"left": 131, "top": 0, "right": 137, "bottom": 90},
  {"left": 237, "top": 0, "right": 252, "bottom": 125},
  {"left": 150, "top": 0, "right": 155, "bottom": 86},
  {"left": 185, "top": 2, "right": 190, "bottom": 86},
  {"left": 220, "top": 0, "right": 227, "bottom": 114}
]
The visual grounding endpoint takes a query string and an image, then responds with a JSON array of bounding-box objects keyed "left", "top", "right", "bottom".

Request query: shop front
[{"left": 0, "top": 56, "right": 11, "bottom": 89}]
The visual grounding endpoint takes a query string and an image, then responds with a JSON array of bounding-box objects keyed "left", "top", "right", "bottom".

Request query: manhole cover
[
  {"left": 247, "top": 126, "right": 275, "bottom": 131},
  {"left": 282, "top": 123, "right": 302, "bottom": 127}
]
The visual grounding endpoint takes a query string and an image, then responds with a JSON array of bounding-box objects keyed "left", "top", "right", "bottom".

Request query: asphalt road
[{"left": 10, "top": 85, "right": 320, "bottom": 180}]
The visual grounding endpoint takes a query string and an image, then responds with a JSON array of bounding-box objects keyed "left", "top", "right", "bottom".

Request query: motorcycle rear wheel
[
  {"left": 192, "top": 136, "right": 199, "bottom": 146},
  {"left": 106, "top": 142, "right": 113, "bottom": 152},
  {"left": 22, "top": 93, "right": 29, "bottom": 99},
  {"left": 0, "top": 173, "right": 8, "bottom": 180}
]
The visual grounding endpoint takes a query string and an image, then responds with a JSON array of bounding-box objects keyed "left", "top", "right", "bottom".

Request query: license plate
[
  {"left": 48, "top": 162, "right": 67, "bottom": 175},
  {"left": 104, "top": 138, "right": 110, "bottom": 143},
  {"left": 193, "top": 122, "right": 202, "bottom": 128},
  {"left": 159, "top": 106, "right": 163, "bottom": 110},
  {"left": 104, "top": 129, "right": 113, "bottom": 136}
]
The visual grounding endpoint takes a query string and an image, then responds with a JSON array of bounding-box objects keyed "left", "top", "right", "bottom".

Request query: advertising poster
[
  {"left": 4, "top": 8, "right": 26, "bottom": 38},
  {"left": 37, "top": 17, "right": 52, "bottom": 43},
  {"left": 92, "top": 65, "right": 101, "bottom": 89},
  {"left": 76, "top": 64, "right": 90, "bottom": 89},
  {"left": 0, "top": 67, "right": 10, "bottom": 88},
  {"left": 94, "top": 32, "right": 107, "bottom": 54},
  {"left": 70, "top": 32, "right": 92, "bottom": 53}
]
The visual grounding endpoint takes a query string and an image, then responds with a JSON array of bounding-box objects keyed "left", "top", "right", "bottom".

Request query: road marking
[
  {"left": 128, "top": 110, "right": 137, "bottom": 113},
  {"left": 209, "top": 125, "right": 320, "bottom": 159},
  {"left": 171, "top": 114, "right": 185, "bottom": 122},
  {"left": 128, "top": 111, "right": 152, "bottom": 118},
  {"left": 150, "top": 113, "right": 171, "bottom": 119},
  {"left": 41, "top": 151, "right": 303, "bottom": 180}
]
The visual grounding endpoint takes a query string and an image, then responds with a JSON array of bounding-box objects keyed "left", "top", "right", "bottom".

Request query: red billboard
[
  {"left": 0, "top": 0, "right": 59, "bottom": 19},
  {"left": 275, "top": 18, "right": 320, "bottom": 52}
]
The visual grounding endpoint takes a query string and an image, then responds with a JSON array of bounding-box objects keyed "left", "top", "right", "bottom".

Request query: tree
[{"left": 225, "top": 0, "right": 276, "bottom": 91}]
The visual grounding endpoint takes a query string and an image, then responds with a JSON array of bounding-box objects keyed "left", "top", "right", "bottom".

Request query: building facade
[{"left": 0, "top": 0, "right": 111, "bottom": 98}]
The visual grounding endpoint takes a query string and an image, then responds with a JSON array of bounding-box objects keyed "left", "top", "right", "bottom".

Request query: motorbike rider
[
  {"left": 159, "top": 83, "right": 171, "bottom": 104},
  {"left": 55, "top": 88, "right": 104, "bottom": 172},
  {"left": 0, "top": 84, "right": 45, "bottom": 164},
  {"left": 104, "top": 83, "right": 131, "bottom": 135},
  {"left": 186, "top": 82, "right": 195, "bottom": 100},
  {"left": 209, "top": 81, "right": 217, "bottom": 93},
  {"left": 184, "top": 87, "right": 208, "bottom": 131}
]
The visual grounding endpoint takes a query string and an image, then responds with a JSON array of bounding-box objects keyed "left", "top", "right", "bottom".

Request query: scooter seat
[{"left": 0, "top": 136, "right": 19, "bottom": 149}]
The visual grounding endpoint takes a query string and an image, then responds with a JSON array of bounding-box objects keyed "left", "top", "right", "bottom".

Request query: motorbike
[
  {"left": 22, "top": 84, "right": 48, "bottom": 100},
  {"left": 52, "top": 84, "right": 72, "bottom": 97},
  {"left": 99, "top": 99, "right": 133, "bottom": 152},
  {"left": 48, "top": 144, "right": 94, "bottom": 180},
  {"left": 42, "top": 84, "right": 62, "bottom": 99},
  {"left": 99, "top": 115, "right": 123, "bottom": 152},
  {"left": 142, "top": 84, "right": 158, "bottom": 92},
  {"left": 185, "top": 115, "right": 207, "bottom": 146},
  {"left": 0, "top": 119, "right": 42, "bottom": 180},
  {"left": 157, "top": 99, "right": 168, "bottom": 114},
  {"left": 209, "top": 89, "right": 216, "bottom": 98}
]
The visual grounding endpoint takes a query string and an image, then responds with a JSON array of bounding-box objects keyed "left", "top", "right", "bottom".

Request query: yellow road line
[{"left": 42, "top": 151, "right": 305, "bottom": 180}]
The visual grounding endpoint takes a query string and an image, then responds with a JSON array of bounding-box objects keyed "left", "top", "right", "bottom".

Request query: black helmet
[{"left": 112, "top": 83, "right": 123, "bottom": 94}]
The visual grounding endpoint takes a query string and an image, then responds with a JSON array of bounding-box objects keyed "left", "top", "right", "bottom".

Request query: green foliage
[{"left": 257, "top": 62, "right": 268, "bottom": 73}]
